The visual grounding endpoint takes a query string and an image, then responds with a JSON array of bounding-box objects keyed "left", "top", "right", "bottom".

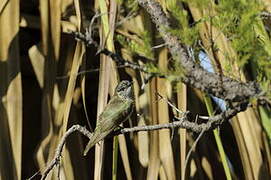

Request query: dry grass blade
[
  {"left": 159, "top": 165, "right": 167, "bottom": 180},
  {"left": 60, "top": 43, "right": 85, "bottom": 179},
  {"left": 81, "top": 63, "right": 92, "bottom": 130},
  {"left": 136, "top": 81, "right": 150, "bottom": 168},
  {"left": 106, "top": 1, "right": 133, "bottom": 179},
  {"left": 93, "top": 55, "right": 110, "bottom": 179},
  {"left": 0, "top": 0, "right": 22, "bottom": 179},
  {"left": 119, "top": 16, "right": 151, "bottom": 173},
  {"left": 50, "top": 0, "right": 61, "bottom": 60},
  {"left": 36, "top": 0, "right": 78, "bottom": 178},
  {"left": 55, "top": 1, "right": 86, "bottom": 179},
  {"left": 0, "top": 0, "right": 8, "bottom": 13},
  {"left": 28, "top": 44, "right": 45, "bottom": 88},
  {"left": 177, "top": 83, "right": 187, "bottom": 180},
  {"left": 157, "top": 48, "right": 176, "bottom": 180},
  {"left": 36, "top": 0, "right": 56, "bottom": 175},
  {"left": 92, "top": 0, "right": 115, "bottom": 179},
  {"left": 147, "top": 80, "right": 160, "bottom": 179}
]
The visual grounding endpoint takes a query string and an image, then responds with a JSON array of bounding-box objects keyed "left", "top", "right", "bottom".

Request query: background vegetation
[{"left": 0, "top": 0, "right": 271, "bottom": 179}]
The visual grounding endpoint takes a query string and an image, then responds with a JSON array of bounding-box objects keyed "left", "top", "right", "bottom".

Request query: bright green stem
[
  {"left": 112, "top": 136, "right": 119, "bottom": 180},
  {"left": 259, "top": 106, "right": 271, "bottom": 143},
  {"left": 203, "top": 94, "right": 232, "bottom": 180}
]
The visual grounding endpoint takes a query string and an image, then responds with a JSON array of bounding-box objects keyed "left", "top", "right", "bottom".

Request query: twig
[
  {"left": 151, "top": 43, "right": 167, "bottom": 49},
  {"left": 41, "top": 125, "right": 92, "bottom": 180},
  {"left": 183, "top": 130, "right": 205, "bottom": 180},
  {"left": 39, "top": 99, "right": 248, "bottom": 179},
  {"left": 56, "top": 65, "right": 129, "bottom": 80},
  {"left": 26, "top": 170, "right": 40, "bottom": 180},
  {"left": 120, "top": 101, "right": 249, "bottom": 134},
  {"left": 156, "top": 92, "right": 185, "bottom": 116},
  {"left": 70, "top": 31, "right": 156, "bottom": 74},
  {"left": 57, "top": 163, "right": 60, "bottom": 180}
]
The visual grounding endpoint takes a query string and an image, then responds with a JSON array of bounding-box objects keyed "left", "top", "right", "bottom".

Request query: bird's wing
[
  {"left": 83, "top": 97, "right": 133, "bottom": 155},
  {"left": 97, "top": 96, "right": 133, "bottom": 131}
]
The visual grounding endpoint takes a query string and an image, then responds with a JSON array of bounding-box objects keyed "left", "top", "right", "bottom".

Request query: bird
[{"left": 84, "top": 80, "right": 134, "bottom": 156}]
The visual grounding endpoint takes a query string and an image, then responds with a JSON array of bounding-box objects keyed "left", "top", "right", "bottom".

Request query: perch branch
[
  {"left": 117, "top": 101, "right": 249, "bottom": 134},
  {"left": 41, "top": 125, "right": 92, "bottom": 180},
  {"left": 40, "top": 99, "right": 248, "bottom": 179}
]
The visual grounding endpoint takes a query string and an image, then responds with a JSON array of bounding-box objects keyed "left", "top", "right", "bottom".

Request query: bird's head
[{"left": 115, "top": 80, "right": 134, "bottom": 100}]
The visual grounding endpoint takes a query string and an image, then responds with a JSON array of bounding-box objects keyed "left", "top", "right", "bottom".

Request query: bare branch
[
  {"left": 69, "top": 1, "right": 271, "bottom": 106},
  {"left": 41, "top": 125, "right": 92, "bottom": 180},
  {"left": 116, "top": 101, "right": 249, "bottom": 134},
  {"left": 136, "top": 0, "right": 261, "bottom": 102},
  {"left": 39, "top": 99, "right": 248, "bottom": 179},
  {"left": 156, "top": 92, "right": 185, "bottom": 115},
  {"left": 183, "top": 130, "right": 205, "bottom": 180}
]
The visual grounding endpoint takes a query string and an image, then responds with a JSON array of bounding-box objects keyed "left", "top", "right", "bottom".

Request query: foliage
[
  {"left": 167, "top": 0, "right": 200, "bottom": 46},
  {"left": 116, "top": 31, "right": 154, "bottom": 59}
]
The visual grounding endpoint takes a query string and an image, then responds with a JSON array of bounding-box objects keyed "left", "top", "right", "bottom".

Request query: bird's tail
[{"left": 83, "top": 132, "right": 102, "bottom": 156}]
